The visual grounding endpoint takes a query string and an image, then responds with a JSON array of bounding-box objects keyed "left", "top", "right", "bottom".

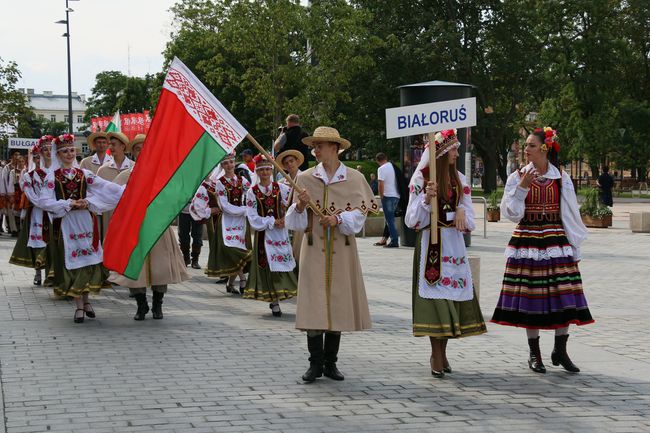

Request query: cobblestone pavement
[{"left": 0, "top": 202, "right": 649, "bottom": 433}]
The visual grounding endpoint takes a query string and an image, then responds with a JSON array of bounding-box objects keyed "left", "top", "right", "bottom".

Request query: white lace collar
[
  {"left": 312, "top": 162, "right": 347, "bottom": 185},
  {"left": 522, "top": 162, "right": 561, "bottom": 180}
]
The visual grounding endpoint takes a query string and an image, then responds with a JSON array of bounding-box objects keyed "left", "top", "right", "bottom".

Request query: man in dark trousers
[
  {"left": 598, "top": 166, "right": 614, "bottom": 207},
  {"left": 273, "top": 114, "right": 310, "bottom": 171}
]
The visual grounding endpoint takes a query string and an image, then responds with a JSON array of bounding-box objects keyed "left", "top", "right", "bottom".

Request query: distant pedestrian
[
  {"left": 597, "top": 166, "right": 614, "bottom": 207},
  {"left": 273, "top": 114, "right": 310, "bottom": 171},
  {"left": 376, "top": 152, "right": 400, "bottom": 248},
  {"left": 369, "top": 173, "right": 378, "bottom": 195}
]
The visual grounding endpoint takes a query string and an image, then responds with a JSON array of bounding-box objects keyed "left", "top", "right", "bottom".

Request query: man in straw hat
[
  {"left": 97, "top": 132, "right": 134, "bottom": 239},
  {"left": 80, "top": 131, "right": 113, "bottom": 174},
  {"left": 286, "top": 126, "right": 379, "bottom": 382}
]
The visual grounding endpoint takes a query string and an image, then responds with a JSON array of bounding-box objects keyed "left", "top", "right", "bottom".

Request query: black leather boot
[
  {"left": 527, "top": 336, "right": 546, "bottom": 373},
  {"left": 151, "top": 291, "right": 164, "bottom": 320},
  {"left": 191, "top": 245, "right": 201, "bottom": 269},
  {"left": 180, "top": 243, "right": 190, "bottom": 267},
  {"left": 302, "top": 334, "right": 324, "bottom": 382},
  {"left": 323, "top": 332, "right": 344, "bottom": 381},
  {"left": 551, "top": 334, "right": 580, "bottom": 373},
  {"left": 133, "top": 293, "right": 149, "bottom": 321}
]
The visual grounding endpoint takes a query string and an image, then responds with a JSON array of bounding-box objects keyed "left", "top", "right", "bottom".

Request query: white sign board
[
  {"left": 385, "top": 97, "right": 477, "bottom": 139},
  {"left": 8, "top": 137, "right": 38, "bottom": 150}
]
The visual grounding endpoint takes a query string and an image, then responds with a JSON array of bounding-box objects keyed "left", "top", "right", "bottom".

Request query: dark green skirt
[
  {"left": 412, "top": 231, "right": 487, "bottom": 338},
  {"left": 206, "top": 215, "right": 252, "bottom": 277},
  {"left": 9, "top": 216, "right": 41, "bottom": 268},
  {"left": 243, "top": 232, "right": 297, "bottom": 302},
  {"left": 50, "top": 229, "right": 108, "bottom": 298}
]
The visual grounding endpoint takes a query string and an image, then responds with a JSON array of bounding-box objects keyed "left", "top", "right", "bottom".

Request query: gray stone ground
[{"left": 1, "top": 202, "right": 649, "bottom": 433}]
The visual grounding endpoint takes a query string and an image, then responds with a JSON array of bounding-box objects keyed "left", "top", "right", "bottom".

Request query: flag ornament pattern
[{"left": 103, "top": 57, "right": 247, "bottom": 279}]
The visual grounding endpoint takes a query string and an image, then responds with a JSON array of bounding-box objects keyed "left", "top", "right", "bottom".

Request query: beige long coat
[
  {"left": 108, "top": 167, "right": 188, "bottom": 288},
  {"left": 291, "top": 165, "right": 379, "bottom": 332}
]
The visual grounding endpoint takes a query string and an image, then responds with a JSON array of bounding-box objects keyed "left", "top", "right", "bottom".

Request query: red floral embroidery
[
  {"left": 441, "top": 277, "right": 451, "bottom": 286},
  {"left": 47, "top": 182, "right": 54, "bottom": 189},
  {"left": 463, "top": 186, "right": 470, "bottom": 195},
  {"left": 87, "top": 176, "right": 94, "bottom": 185}
]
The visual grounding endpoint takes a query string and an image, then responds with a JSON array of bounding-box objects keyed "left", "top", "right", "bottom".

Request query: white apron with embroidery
[
  {"left": 27, "top": 207, "right": 47, "bottom": 248},
  {"left": 264, "top": 226, "right": 295, "bottom": 272},
  {"left": 221, "top": 213, "right": 247, "bottom": 250},
  {"left": 61, "top": 209, "right": 103, "bottom": 270},
  {"left": 418, "top": 227, "right": 473, "bottom": 301}
]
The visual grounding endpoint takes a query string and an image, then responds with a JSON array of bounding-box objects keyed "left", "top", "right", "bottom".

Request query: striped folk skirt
[{"left": 491, "top": 219, "right": 594, "bottom": 329}]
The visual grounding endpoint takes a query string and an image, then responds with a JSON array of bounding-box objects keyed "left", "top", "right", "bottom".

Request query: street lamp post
[{"left": 55, "top": 0, "right": 79, "bottom": 134}]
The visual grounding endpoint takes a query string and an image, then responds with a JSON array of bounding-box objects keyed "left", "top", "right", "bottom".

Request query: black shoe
[
  {"left": 190, "top": 245, "right": 201, "bottom": 269},
  {"left": 551, "top": 334, "right": 580, "bottom": 373},
  {"left": 151, "top": 292, "right": 164, "bottom": 320},
  {"left": 323, "top": 363, "right": 344, "bottom": 381},
  {"left": 431, "top": 369, "right": 445, "bottom": 379},
  {"left": 270, "top": 303, "right": 282, "bottom": 317},
  {"left": 33, "top": 275, "right": 42, "bottom": 286},
  {"left": 216, "top": 276, "right": 229, "bottom": 284},
  {"left": 191, "top": 260, "right": 201, "bottom": 269},
  {"left": 134, "top": 293, "right": 149, "bottom": 321},
  {"left": 443, "top": 365, "right": 453, "bottom": 374},
  {"left": 83, "top": 303, "right": 96, "bottom": 319},
  {"left": 528, "top": 336, "right": 546, "bottom": 373},
  {"left": 74, "top": 308, "right": 85, "bottom": 324},
  {"left": 383, "top": 243, "right": 399, "bottom": 248},
  {"left": 302, "top": 334, "right": 324, "bottom": 382}
]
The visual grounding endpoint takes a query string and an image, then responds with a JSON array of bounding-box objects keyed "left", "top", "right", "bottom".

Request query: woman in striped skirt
[{"left": 491, "top": 127, "right": 594, "bottom": 373}]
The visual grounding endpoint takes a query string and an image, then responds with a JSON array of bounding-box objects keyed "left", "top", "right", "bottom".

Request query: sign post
[{"left": 386, "top": 97, "right": 477, "bottom": 244}]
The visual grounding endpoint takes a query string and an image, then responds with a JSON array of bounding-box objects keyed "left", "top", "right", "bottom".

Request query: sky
[{"left": 1, "top": 0, "right": 178, "bottom": 98}]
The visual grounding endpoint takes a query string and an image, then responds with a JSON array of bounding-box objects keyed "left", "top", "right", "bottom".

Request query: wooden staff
[
  {"left": 245, "top": 133, "right": 325, "bottom": 218},
  {"left": 428, "top": 132, "right": 438, "bottom": 244}
]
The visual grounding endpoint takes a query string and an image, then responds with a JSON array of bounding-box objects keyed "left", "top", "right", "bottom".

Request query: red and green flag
[
  {"left": 103, "top": 57, "right": 248, "bottom": 279},
  {"left": 105, "top": 111, "right": 121, "bottom": 132}
]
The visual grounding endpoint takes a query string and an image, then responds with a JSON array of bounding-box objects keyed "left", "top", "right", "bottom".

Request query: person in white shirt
[{"left": 376, "top": 152, "right": 400, "bottom": 248}]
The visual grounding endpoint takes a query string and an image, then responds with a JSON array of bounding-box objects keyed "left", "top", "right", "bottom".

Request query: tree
[
  {"left": 0, "top": 57, "right": 28, "bottom": 154},
  {"left": 84, "top": 71, "right": 158, "bottom": 122}
]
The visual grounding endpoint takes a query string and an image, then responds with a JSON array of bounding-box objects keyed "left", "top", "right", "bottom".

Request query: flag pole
[
  {"left": 246, "top": 133, "right": 325, "bottom": 218},
  {"left": 428, "top": 133, "right": 438, "bottom": 244}
]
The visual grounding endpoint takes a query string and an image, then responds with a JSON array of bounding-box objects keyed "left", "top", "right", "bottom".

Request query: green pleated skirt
[
  {"left": 9, "top": 215, "right": 42, "bottom": 268},
  {"left": 412, "top": 231, "right": 487, "bottom": 338},
  {"left": 206, "top": 215, "right": 252, "bottom": 277},
  {"left": 50, "top": 227, "right": 108, "bottom": 298},
  {"left": 243, "top": 231, "right": 297, "bottom": 302}
]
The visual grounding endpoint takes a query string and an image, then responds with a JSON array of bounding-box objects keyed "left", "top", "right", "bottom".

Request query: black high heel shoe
[
  {"left": 430, "top": 355, "right": 445, "bottom": 378},
  {"left": 74, "top": 309, "right": 85, "bottom": 323},
  {"left": 269, "top": 303, "right": 282, "bottom": 317},
  {"left": 83, "top": 303, "right": 96, "bottom": 318}
]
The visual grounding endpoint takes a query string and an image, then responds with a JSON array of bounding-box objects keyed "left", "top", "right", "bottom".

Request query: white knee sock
[
  {"left": 526, "top": 329, "right": 540, "bottom": 339},
  {"left": 555, "top": 326, "right": 569, "bottom": 336}
]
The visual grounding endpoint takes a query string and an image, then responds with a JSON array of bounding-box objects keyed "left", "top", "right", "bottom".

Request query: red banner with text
[{"left": 90, "top": 112, "right": 151, "bottom": 140}]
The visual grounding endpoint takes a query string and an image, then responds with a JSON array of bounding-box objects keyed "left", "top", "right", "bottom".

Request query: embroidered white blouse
[{"left": 500, "top": 162, "right": 588, "bottom": 260}]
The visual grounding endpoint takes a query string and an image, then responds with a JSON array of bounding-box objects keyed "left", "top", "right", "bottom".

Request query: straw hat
[
  {"left": 107, "top": 132, "right": 131, "bottom": 151},
  {"left": 302, "top": 126, "right": 351, "bottom": 150},
  {"left": 276, "top": 149, "right": 304, "bottom": 168},
  {"left": 130, "top": 134, "right": 146, "bottom": 153},
  {"left": 87, "top": 131, "right": 108, "bottom": 150}
]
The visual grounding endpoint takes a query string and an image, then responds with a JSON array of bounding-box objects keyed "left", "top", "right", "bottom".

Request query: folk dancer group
[{"left": 6, "top": 125, "right": 593, "bottom": 381}]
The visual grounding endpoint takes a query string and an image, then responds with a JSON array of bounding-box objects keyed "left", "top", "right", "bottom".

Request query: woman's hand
[
  {"left": 274, "top": 217, "right": 285, "bottom": 228},
  {"left": 210, "top": 207, "right": 222, "bottom": 216},
  {"left": 454, "top": 208, "right": 467, "bottom": 232},
  {"left": 424, "top": 181, "right": 437, "bottom": 202},
  {"left": 518, "top": 168, "right": 537, "bottom": 189},
  {"left": 296, "top": 189, "right": 311, "bottom": 212}
]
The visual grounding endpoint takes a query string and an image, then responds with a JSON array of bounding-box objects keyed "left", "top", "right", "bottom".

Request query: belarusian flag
[
  {"left": 103, "top": 57, "right": 247, "bottom": 278},
  {"left": 105, "top": 110, "right": 121, "bottom": 132}
]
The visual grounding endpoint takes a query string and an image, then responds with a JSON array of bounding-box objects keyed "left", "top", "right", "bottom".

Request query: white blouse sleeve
[
  {"left": 84, "top": 170, "right": 126, "bottom": 214},
  {"left": 500, "top": 171, "right": 529, "bottom": 223},
  {"left": 189, "top": 185, "right": 211, "bottom": 221},
  {"left": 337, "top": 209, "right": 366, "bottom": 236},
  {"left": 216, "top": 181, "right": 246, "bottom": 217},
  {"left": 561, "top": 171, "right": 588, "bottom": 259},
  {"left": 285, "top": 203, "right": 308, "bottom": 231},
  {"left": 38, "top": 173, "right": 72, "bottom": 218},
  {"left": 457, "top": 173, "right": 476, "bottom": 232},
  {"left": 279, "top": 182, "right": 293, "bottom": 208},
  {"left": 6, "top": 170, "right": 16, "bottom": 194},
  {"left": 21, "top": 172, "right": 40, "bottom": 205},
  {"left": 404, "top": 181, "right": 431, "bottom": 229},
  {"left": 245, "top": 188, "right": 275, "bottom": 231}
]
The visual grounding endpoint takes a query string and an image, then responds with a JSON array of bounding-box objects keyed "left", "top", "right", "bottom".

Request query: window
[
  {"left": 77, "top": 115, "right": 83, "bottom": 123},
  {"left": 50, "top": 114, "right": 56, "bottom": 122},
  {"left": 64, "top": 115, "right": 69, "bottom": 123}
]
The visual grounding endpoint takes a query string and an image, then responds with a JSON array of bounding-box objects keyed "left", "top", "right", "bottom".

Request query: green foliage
[
  {"left": 84, "top": 71, "right": 159, "bottom": 121},
  {"left": 16, "top": 110, "right": 69, "bottom": 138},
  {"left": 0, "top": 57, "right": 28, "bottom": 153},
  {"left": 487, "top": 190, "right": 500, "bottom": 211},
  {"left": 579, "top": 187, "right": 612, "bottom": 217}
]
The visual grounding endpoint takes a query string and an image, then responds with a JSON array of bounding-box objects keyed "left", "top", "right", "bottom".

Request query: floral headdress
[
  {"left": 434, "top": 129, "right": 460, "bottom": 159},
  {"left": 535, "top": 127, "right": 560, "bottom": 153},
  {"left": 221, "top": 152, "right": 236, "bottom": 163},
  {"left": 253, "top": 154, "right": 274, "bottom": 170},
  {"left": 53, "top": 133, "right": 76, "bottom": 148},
  {"left": 35, "top": 135, "right": 54, "bottom": 152}
]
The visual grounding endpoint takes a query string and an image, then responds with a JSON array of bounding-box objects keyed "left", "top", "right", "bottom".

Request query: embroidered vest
[
  {"left": 252, "top": 183, "right": 281, "bottom": 218},
  {"left": 219, "top": 175, "right": 244, "bottom": 206},
  {"left": 54, "top": 168, "right": 87, "bottom": 201},
  {"left": 523, "top": 178, "right": 561, "bottom": 223}
]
